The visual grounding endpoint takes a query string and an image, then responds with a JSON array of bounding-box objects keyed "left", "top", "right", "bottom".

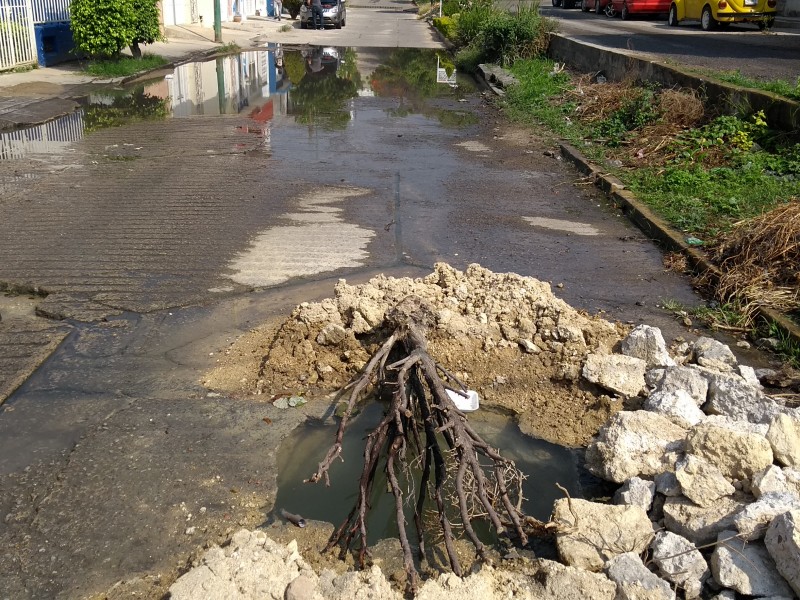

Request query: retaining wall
[{"left": 547, "top": 34, "right": 800, "bottom": 132}]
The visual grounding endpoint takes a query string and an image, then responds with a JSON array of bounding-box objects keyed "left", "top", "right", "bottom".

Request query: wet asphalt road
[{"left": 0, "top": 35, "right": 718, "bottom": 599}]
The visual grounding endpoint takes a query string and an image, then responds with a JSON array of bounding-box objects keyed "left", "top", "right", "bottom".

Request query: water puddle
[
  {"left": 1, "top": 47, "right": 475, "bottom": 161},
  {"left": 227, "top": 186, "right": 374, "bottom": 286},
  {"left": 274, "top": 402, "right": 581, "bottom": 545}
]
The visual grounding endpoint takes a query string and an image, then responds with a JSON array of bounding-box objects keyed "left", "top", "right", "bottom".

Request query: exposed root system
[{"left": 306, "top": 296, "right": 533, "bottom": 593}]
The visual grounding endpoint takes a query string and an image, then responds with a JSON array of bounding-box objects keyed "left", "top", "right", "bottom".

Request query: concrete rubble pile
[{"left": 174, "top": 264, "right": 800, "bottom": 599}]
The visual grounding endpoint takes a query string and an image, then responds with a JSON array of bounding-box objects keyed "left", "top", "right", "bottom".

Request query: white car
[{"left": 300, "top": 0, "right": 346, "bottom": 29}]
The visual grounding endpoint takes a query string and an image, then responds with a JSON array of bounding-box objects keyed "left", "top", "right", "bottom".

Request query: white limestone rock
[
  {"left": 752, "top": 465, "right": 800, "bottom": 499},
  {"left": 643, "top": 389, "right": 706, "bottom": 428},
  {"left": 675, "top": 455, "right": 735, "bottom": 508},
  {"left": 764, "top": 509, "right": 800, "bottom": 597},
  {"left": 703, "top": 371, "right": 780, "bottom": 424},
  {"left": 585, "top": 411, "right": 687, "bottom": 484},
  {"left": 613, "top": 477, "right": 656, "bottom": 510},
  {"left": 738, "top": 364, "right": 763, "bottom": 389},
  {"left": 646, "top": 366, "right": 709, "bottom": 406},
  {"left": 605, "top": 552, "right": 675, "bottom": 600},
  {"left": 620, "top": 325, "right": 675, "bottom": 368},
  {"left": 583, "top": 353, "right": 647, "bottom": 398},
  {"left": 553, "top": 499, "right": 654, "bottom": 572},
  {"left": 733, "top": 491, "right": 800, "bottom": 540},
  {"left": 701, "top": 414, "right": 769, "bottom": 437},
  {"left": 711, "top": 529, "right": 794, "bottom": 597},
  {"left": 662, "top": 495, "right": 749, "bottom": 546},
  {"left": 767, "top": 412, "right": 800, "bottom": 468},
  {"left": 526, "top": 559, "right": 617, "bottom": 600},
  {"left": 650, "top": 531, "right": 709, "bottom": 599},
  {"left": 686, "top": 422, "right": 773, "bottom": 481},
  {"left": 692, "top": 337, "right": 737, "bottom": 371}
]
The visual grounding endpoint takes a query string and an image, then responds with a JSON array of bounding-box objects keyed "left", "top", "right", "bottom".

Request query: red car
[
  {"left": 580, "top": 0, "right": 611, "bottom": 13},
  {"left": 608, "top": 0, "right": 670, "bottom": 18}
]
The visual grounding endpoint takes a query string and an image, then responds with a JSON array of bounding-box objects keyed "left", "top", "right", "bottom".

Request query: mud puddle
[{"left": 273, "top": 402, "right": 581, "bottom": 545}]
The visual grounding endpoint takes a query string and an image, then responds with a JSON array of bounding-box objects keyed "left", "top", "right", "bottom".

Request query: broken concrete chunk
[
  {"left": 711, "top": 529, "right": 794, "bottom": 597},
  {"left": 650, "top": 531, "right": 709, "bottom": 599},
  {"left": 528, "top": 559, "right": 617, "bottom": 600},
  {"left": 620, "top": 325, "right": 675, "bottom": 368},
  {"left": 662, "top": 495, "right": 749, "bottom": 546},
  {"left": 605, "top": 552, "right": 675, "bottom": 600},
  {"left": 692, "top": 337, "right": 737, "bottom": 370},
  {"left": 582, "top": 353, "right": 646, "bottom": 398},
  {"left": 643, "top": 388, "right": 706, "bottom": 428},
  {"left": 553, "top": 499, "right": 654, "bottom": 572},
  {"left": 767, "top": 412, "right": 800, "bottom": 468},
  {"left": 647, "top": 365, "right": 709, "bottom": 406},
  {"left": 764, "top": 509, "right": 800, "bottom": 597},
  {"left": 585, "top": 411, "right": 687, "bottom": 483},
  {"left": 704, "top": 371, "right": 779, "bottom": 424},
  {"left": 675, "top": 455, "right": 735, "bottom": 509},
  {"left": 733, "top": 491, "right": 800, "bottom": 540},
  {"left": 752, "top": 465, "right": 800, "bottom": 499},
  {"left": 316, "top": 323, "right": 348, "bottom": 346},
  {"left": 686, "top": 422, "right": 773, "bottom": 481},
  {"left": 613, "top": 477, "right": 655, "bottom": 511}
]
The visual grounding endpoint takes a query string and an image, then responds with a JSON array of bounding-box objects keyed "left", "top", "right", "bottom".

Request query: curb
[{"left": 558, "top": 142, "right": 800, "bottom": 346}]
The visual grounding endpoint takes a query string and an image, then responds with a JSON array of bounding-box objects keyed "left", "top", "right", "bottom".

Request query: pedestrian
[
  {"left": 273, "top": 0, "right": 282, "bottom": 20},
  {"left": 310, "top": 0, "right": 324, "bottom": 29}
]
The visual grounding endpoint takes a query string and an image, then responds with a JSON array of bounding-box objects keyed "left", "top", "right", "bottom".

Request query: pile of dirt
[{"left": 204, "top": 263, "right": 627, "bottom": 446}]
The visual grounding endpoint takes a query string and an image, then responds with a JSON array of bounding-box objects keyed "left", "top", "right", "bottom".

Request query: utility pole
[{"left": 214, "top": 0, "right": 222, "bottom": 42}]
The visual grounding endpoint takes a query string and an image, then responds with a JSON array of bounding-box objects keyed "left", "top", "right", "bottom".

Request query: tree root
[{"left": 306, "top": 296, "right": 533, "bottom": 593}]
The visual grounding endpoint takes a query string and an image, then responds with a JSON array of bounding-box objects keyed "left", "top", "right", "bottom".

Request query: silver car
[{"left": 300, "top": 0, "right": 346, "bottom": 29}]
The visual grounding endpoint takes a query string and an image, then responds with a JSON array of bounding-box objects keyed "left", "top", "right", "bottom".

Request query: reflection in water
[
  {"left": 0, "top": 47, "right": 473, "bottom": 161},
  {"left": 287, "top": 47, "right": 360, "bottom": 130},
  {"left": 275, "top": 404, "right": 581, "bottom": 545},
  {"left": 0, "top": 111, "right": 85, "bottom": 160},
  {"left": 370, "top": 48, "right": 478, "bottom": 127}
]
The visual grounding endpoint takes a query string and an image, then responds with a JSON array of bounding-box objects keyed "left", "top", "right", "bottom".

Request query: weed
[
  {"left": 279, "top": 23, "right": 293, "bottom": 32},
  {"left": 216, "top": 42, "right": 241, "bottom": 54},
  {"left": 757, "top": 319, "right": 800, "bottom": 367}
]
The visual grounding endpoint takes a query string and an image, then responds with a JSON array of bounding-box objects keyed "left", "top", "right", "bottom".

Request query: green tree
[
  {"left": 129, "top": 0, "right": 163, "bottom": 58},
  {"left": 71, "top": 0, "right": 136, "bottom": 58},
  {"left": 284, "top": 0, "right": 304, "bottom": 18},
  {"left": 71, "top": 0, "right": 162, "bottom": 59}
]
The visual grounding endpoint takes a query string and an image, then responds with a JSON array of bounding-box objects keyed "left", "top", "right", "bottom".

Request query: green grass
[
  {"left": 84, "top": 53, "right": 168, "bottom": 78},
  {"left": 699, "top": 69, "right": 800, "bottom": 102},
  {"left": 505, "top": 58, "right": 582, "bottom": 141}
]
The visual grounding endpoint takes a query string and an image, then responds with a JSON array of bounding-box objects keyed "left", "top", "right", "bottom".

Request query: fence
[
  {"left": 31, "top": 0, "right": 69, "bottom": 22},
  {"left": 0, "top": 0, "right": 37, "bottom": 70}
]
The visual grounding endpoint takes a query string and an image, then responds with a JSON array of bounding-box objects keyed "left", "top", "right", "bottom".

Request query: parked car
[
  {"left": 667, "top": 0, "right": 776, "bottom": 29},
  {"left": 552, "top": 0, "right": 579, "bottom": 8},
  {"left": 608, "top": 0, "right": 670, "bottom": 18},
  {"left": 300, "top": 0, "right": 346, "bottom": 28},
  {"left": 580, "top": 0, "right": 610, "bottom": 14}
]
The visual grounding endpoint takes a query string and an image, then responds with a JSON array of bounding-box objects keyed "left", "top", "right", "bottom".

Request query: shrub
[
  {"left": 433, "top": 16, "right": 457, "bottom": 40},
  {"left": 129, "top": 0, "right": 163, "bottom": 58},
  {"left": 71, "top": 0, "right": 136, "bottom": 58},
  {"left": 442, "top": 0, "right": 461, "bottom": 16},
  {"left": 454, "top": 0, "right": 496, "bottom": 45}
]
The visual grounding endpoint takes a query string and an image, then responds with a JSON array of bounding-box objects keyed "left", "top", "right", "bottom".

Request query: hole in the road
[{"left": 273, "top": 401, "right": 582, "bottom": 546}]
